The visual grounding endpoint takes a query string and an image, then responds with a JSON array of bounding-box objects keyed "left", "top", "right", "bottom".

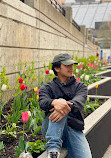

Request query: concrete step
[
  {"left": 37, "top": 148, "right": 68, "bottom": 158},
  {"left": 102, "top": 145, "right": 111, "bottom": 158}
]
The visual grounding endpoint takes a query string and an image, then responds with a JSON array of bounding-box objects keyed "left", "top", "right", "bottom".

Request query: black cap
[{"left": 52, "top": 53, "right": 78, "bottom": 65}]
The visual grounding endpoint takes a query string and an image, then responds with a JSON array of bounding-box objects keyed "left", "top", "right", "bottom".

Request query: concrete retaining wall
[
  {"left": 88, "top": 77, "right": 111, "bottom": 96},
  {"left": 84, "top": 98, "right": 111, "bottom": 158},
  {"left": 0, "top": 0, "right": 98, "bottom": 89},
  {"left": 95, "top": 69, "right": 111, "bottom": 77}
]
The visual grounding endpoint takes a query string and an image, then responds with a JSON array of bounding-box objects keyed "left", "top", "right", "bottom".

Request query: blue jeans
[{"left": 41, "top": 114, "right": 92, "bottom": 158}]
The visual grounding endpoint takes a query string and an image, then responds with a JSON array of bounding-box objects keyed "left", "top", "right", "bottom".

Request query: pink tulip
[
  {"left": 87, "top": 63, "right": 91, "bottom": 67},
  {"left": 21, "top": 111, "right": 29, "bottom": 123},
  {"left": 97, "top": 64, "right": 99, "bottom": 68},
  {"left": 76, "top": 77, "right": 80, "bottom": 82},
  {"left": 37, "top": 89, "right": 40, "bottom": 95}
]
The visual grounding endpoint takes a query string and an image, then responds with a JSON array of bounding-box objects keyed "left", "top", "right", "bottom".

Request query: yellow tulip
[
  {"left": 95, "top": 85, "right": 98, "bottom": 89},
  {"left": 34, "top": 87, "right": 38, "bottom": 92},
  {"left": 37, "top": 95, "right": 39, "bottom": 100},
  {"left": 33, "top": 76, "right": 36, "bottom": 80}
]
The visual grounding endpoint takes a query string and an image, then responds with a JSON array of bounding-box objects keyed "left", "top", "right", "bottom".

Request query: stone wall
[{"left": 0, "top": 0, "right": 99, "bottom": 91}]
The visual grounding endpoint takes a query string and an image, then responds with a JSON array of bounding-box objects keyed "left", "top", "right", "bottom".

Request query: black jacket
[{"left": 39, "top": 76, "right": 87, "bottom": 131}]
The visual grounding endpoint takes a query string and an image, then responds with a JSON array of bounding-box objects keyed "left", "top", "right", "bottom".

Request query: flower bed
[
  {"left": 95, "top": 69, "right": 111, "bottom": 78},
  {"left": 88, "top": 77, "right": 111, "bottom": 96},
  {"left": 0, "top": 90, "right": 107, "bottom": 158}
]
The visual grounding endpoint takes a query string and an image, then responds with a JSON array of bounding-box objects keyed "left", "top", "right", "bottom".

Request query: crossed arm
[
  {"left": 39, "top": 82, "right": 87, "bottom": 123},
  {"left": 49, "top": 99, "right": 72, "bottom": 122}
]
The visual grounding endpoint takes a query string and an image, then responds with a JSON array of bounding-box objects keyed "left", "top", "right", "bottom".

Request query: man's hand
[
  {"left": 51, "top": 99, "right": 72, "bottom": 115},
  {"left": 49, "top": 110, "right": 65, "bottom": 122}
]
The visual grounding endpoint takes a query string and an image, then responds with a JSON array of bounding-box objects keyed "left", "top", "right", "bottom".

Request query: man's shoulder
[
  {"left": 75, "top": 80, "right": 87, "bottom": 89},
  {"left": 40, "top": 80, "right": 55, "bottom": 90}
]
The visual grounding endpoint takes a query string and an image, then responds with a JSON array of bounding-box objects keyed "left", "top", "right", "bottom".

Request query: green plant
[
  {"left": 27, "top": 107, "right": 45, "bottom": 136},
  {"left": 0, "top": 67, "right": 10, "bottom": 101},
  {"left": 28, "top": 140, "right": 46, "bottom": 155},
  {"left": 0, "top": 129, "right": 4, "bottom": 153},
  {"left": 0, "top": 101, "right": 7, "bottom": 120},
  {"left": 27, "top": 90, "right": 45, "bottom": 136},
  {"left": 11, "top": 90, "right": 28, "bottom": 124},
  {"left": 2, "top": 123, "right": 18, "bottom": 139},
  {"left": 84, "top": 98, "right": 100, "bottom": 115},
  {"left": 0, "top": 141, "right": 4, "bottom": 152},
  {"left": 14, "top": 61, "right": 36, "bottom": 97},
  {"left": 15, "top": 136, "right": 30, "bottom": 157},
  {"left": 15, "top": 111, "right": 30, "bottom": 157}
]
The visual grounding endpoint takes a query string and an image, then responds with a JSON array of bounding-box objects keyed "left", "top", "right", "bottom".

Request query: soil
[
  {"left": 0, "top": 96, "right": 45, "bottom": 158},
  {"left": 0, "top": 97, "right": 106, "bottom": 158}
]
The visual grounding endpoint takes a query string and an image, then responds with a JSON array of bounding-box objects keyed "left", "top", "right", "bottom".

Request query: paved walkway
[{"left": 102, "top": 145, "right": 111, "bottom": 158}]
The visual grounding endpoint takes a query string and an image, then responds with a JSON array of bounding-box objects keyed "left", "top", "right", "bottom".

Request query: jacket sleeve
[
  {"left": 69, "top": 82, "right": 87, "bottom": 112},
  {"left": 39, "top": 84, "right": 54, "bottom": 112}
]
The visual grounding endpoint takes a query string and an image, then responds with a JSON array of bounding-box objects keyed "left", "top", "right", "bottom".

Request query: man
[{"left": 39, "top": 53, "right": 92, "bottom": 158}]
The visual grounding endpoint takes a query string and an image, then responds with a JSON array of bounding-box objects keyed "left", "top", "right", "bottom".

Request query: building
[{"left": 63, "top": 0, "right": 111, "bottom": 59}]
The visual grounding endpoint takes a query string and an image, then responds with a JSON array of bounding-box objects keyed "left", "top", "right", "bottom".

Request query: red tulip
[
  {"left": 46, "top": 70, "right": 49, "bottom": 74},
  {"left": 21, "top": 111, "right": 29, "bottom": 123},
  {"left": 19, "top": 78, "right": 23, "bottom": 83},
  {"left": 20, "top": 84, "right": 26, "bottom": 90}
]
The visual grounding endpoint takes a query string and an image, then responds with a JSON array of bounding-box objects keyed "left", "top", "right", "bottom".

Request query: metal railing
[
  {"left": 20, "top": 0, "right": 65, "bottom": 16},
  {"left": 19, "top": 0, "right": 80, "bottom": 31},
  {"left": 20, "top": 0, "right": 24, "bottom": 2},
  {"left": 72, "top": 19, "right": 81, "bottom": 31},
  {"left": 48, "top": 0, "right": 65, "bottom": 16}
]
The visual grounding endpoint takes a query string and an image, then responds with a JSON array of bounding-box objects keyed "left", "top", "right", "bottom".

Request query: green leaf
[
  {"left": 15, "top": 136, "right": 25, "bottom": 157},
  {"left": 25, "top": 142, "right": 30, "bottom": 152},
  {"left": 0, "top": 141, "right": 4, "bottom": 152},
  {"left": 0, "top": 129, "right": 2, "bottom": 136},
  {"left": 0, "top": 101, "right": 7, "bottom": 120}
]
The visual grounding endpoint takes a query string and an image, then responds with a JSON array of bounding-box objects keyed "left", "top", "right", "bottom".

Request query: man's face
[{"left": 56, "top": 64, "right": 74, "bottom": 78}]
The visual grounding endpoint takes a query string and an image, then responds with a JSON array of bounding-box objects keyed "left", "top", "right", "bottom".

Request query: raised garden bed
[
  {"left": 95, "top": 69, "right": 111, "bottom": 78},
  {"left": 0, "top": 93, "right": 107, "bottom": 158},
  {"left": 1, "top": 76, "right": 111, "bottom": 158},
  {"left": 88, "top": 77, "right": 111, "bottom": 96},
  {"left": 38, "top": 77, "right": 111, "bottom": 158},
  {"left": 84, "top": 98, "right": 111, "bottom": 158}
]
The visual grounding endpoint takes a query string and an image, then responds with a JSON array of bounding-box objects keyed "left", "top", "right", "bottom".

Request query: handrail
[
  {"left": 72, "top": 19, "right": 81, "bottom": 31},
  {"left": 20, "top": 0, "right": 65, "bottom": 16},
  {"left": 48, "top": 0, "right": 65, "bottom": 16},
  {"left": 20, "top": 0, "right": 24, "bottom": 2},
  {"left": 19, "top": 0, "right": 80, "bottom": 31}
]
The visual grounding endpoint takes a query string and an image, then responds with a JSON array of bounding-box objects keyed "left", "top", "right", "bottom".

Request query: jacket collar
[{"left": 53, "top": 76, "right": 76, "bottom": 86}]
